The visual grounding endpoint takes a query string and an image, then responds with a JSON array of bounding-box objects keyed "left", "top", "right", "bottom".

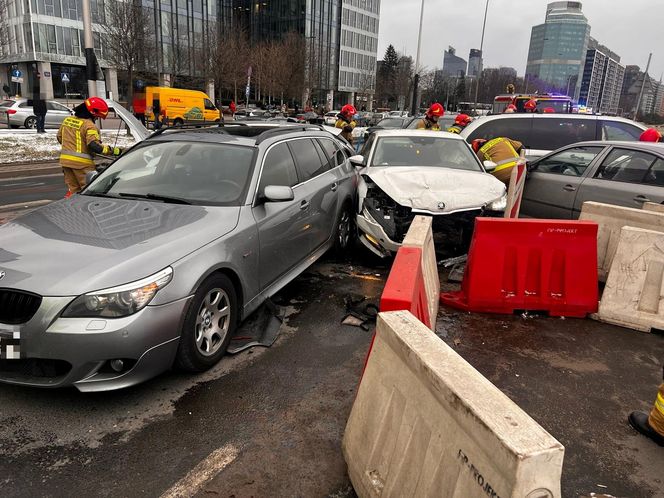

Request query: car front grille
[
  {"left": 0, "top": 289, "right": 42, "bottom": 325},
  {"left": 0, "top": 359, "right": 72, "bottom": 380}
]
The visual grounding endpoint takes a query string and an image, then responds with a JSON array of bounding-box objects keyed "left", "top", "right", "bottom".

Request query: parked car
[
  {"left": 388, "top": 110, "right": 409, "bottom": 118},
  {"left": 0, "top": 124, "right": 357, "bottom": 391},
  {"left": 405, "top": 114, "right": 458, "bottom": 131},
  {"left": 324, "top": 111, "right": 340, "bottom": 126},
  {"left": 0, "top": 98, "right": 73, "bottom": 129},
  {"left": 460, "top": 114, "right": 647, "bottom": 160},
  {"left": 522, "top": 141, "right": 664, "bottom": 219},
  {"left": 350, "top": 130, "right": 506, "bottom": 257}
]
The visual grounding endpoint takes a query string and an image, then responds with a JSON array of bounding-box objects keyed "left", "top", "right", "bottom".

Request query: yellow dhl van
[{"left": 145, "top": 87, "right": 220, "bottom": 125}]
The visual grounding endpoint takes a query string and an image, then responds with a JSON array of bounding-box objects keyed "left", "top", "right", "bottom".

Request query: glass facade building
[
  {"left": 526, "top": 1, "right": 591, "bottom": 99},
  {"left": 578, "top": 48, "right": 625, "bottom": 115},
  {"left": 442, "top": 47, "right": 466, "bottom": 78},
  {"left": 467, "top": 49, "right": 482, "bottom": 78}
]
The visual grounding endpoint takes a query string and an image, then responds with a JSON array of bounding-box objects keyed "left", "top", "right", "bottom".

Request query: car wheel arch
[{"left": 189, "top": 266, "right": 246, "bottom": 320}]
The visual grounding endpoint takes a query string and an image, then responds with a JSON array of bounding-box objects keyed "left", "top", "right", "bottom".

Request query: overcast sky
[{"left": 377, "top": 0, "right": 663, "bottom": 79}]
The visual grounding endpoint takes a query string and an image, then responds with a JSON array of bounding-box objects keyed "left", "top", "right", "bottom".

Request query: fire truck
[{"left": 492, "top": 93, "right": 574, "bottom": 114}]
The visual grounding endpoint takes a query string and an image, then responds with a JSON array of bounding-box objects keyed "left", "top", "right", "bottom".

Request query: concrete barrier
[
  {"left": 344, "top": 310, "right": 565, "bottom": 498},
  {"left": 580, "top": 201, "right": 664, "bottom": 281},
  {"left": 597, "top": 226, "right": 664, "bottom": 333},
  {"left": 504, "top": 154, "right": 527, "bottom": 219},
  {"left": 643, "top": 202, "right": 664, "bottom": 214},
  {"left": 402, "top": 215, "right": 439, "bottom": 328}
]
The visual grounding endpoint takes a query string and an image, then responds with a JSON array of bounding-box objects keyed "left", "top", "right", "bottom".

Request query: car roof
[
  {"left": 559, "top": 140, "right": 664, "bottom": 153},
  {"left": 466, "top": 113, "right": 643, "bottom": 125},
  {"left": 371, "top": 129, "right": 467, "bottom": 140},
  {"left": 147, "top": 123, "right": 337, "bottom": 147}
]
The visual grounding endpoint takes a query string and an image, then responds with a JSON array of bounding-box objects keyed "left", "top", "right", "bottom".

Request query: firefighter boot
[{"left": 628, "top": 378, "right": 664, "bottom": 447}]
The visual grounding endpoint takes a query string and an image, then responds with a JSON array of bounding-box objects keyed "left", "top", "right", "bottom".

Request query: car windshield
[
  {"left": 377, "top": 118, "right": 405, "bottom": 128},
  {"left": 371, "top": 136, "right": 482, "bottom": 172},
  {"left": 84, "top": 141, "right": 256, "bottom": 206}
]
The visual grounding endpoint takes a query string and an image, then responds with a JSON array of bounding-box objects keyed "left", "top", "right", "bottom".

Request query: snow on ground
[{"left": 0, "top": 131, "right": 137, "bottom": 164}]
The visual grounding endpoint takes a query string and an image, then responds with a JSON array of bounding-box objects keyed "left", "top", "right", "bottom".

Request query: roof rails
[
  {"left": 149, "top": 121, "right": 248, "bottom": 138},
  {"left": 254, "top": 124, "right": 325, "bottom": 145}
]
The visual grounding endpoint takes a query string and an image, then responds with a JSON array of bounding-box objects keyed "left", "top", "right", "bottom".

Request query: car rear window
[
  {"left": 599, "top": 120, "right": 643, "bottom": 141},
  {"left": 466, "top": 117, "right": 533, "bottom": 147},
  {"left": 529, "top": 118, "right": 596, "bottom": 150}
]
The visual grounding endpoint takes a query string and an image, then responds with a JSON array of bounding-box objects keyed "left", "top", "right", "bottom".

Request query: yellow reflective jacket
[
  {"left": 415, "top": 118, "right": 441, "bottom": 131},
  {"left": 56, "top": 117, "right": 110, "bottom": 169},
  {"left": 335, "top": 117, "right": 356, "bottom": 144},
  {"left": 478, "top": 137, "right": 523, "bottom": 184}
]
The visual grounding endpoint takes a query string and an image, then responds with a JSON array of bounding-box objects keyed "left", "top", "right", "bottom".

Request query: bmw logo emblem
[{"left": 437, "top": 202, "right": 446, "bottom": 210}]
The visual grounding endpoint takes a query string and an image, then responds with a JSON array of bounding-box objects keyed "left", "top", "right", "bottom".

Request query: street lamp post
[
  {"left": 472, "top": 0, "right": 490, "bottom": 116},
  {"left": 410, "top": 0, "right": 425, "bottom": 116}
]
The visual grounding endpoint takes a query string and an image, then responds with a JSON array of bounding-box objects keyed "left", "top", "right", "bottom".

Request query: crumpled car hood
[{"left": 365, "top": 166, "right": 505, "bottom": 214}]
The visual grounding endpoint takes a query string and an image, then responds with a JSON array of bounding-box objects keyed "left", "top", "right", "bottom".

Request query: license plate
[{"left": 0, "top": 328, "right": 21, "bottom": 360}]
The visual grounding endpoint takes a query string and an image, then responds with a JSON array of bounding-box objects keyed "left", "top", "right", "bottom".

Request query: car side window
[
  {"left": 259, "top": 143, "right": 299, "bottom": 195},
  {"left": 645, "top": 158, "right": 664, "bottom": 187},
  {"left": 317, "top": 138, "right": 341, "bottom": 168},
  {"left": 595, "top": 149, "right": 658, "bottom": 184},
  {"left": 288, "top": 138, "right": 328, "bottom": 181},
  {"left": 530, "top": 118, "right": 596, "bottom": 150},
  {"left": 204, "top": 99, "right": 216, "bottom": 110},
  {"left": 47, "top": 101, "right": 68, "bottom": 111},
  {"left": 535, "top": 146, "right": 604, "bottom": 176},
  {"left": 600, "top": 120, "right": 643, "bottom": 141},
  {"left": 466, "top": 118, "right": 533, "bottom": 147}
]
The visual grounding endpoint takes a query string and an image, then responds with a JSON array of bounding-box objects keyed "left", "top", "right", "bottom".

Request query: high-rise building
[
  {"left": 579, "top": 48, "right": 625, "bottom": 114},
  {"left": 442, "top": 47, "right": 466, "bottom": 78},
  {"left": 467, "top": 49, "right": 482, "bottom": 78},
  {"left": 526, "top": 1, "right": 591, "bottom": 99}
]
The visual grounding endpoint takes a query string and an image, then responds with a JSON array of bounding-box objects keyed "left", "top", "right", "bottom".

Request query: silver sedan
[{"left": 0, "top": 98, "right": 73, "bottom": 129}]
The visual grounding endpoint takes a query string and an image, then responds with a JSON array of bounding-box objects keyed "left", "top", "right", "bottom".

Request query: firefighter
[
  {"left": 504, "top": 104, "right": 517, "bottom": 114},
  {"left": 336, "top": 104, "right": 357, "bottom": 145},
  {"left": 640, "top": 128, "right": 663, "bottom": 142},
  {"left": 416, "top": 103, "right": 444, "bottom": 131},
  {"left": 472, "top": 137, "right": 523, "bottom": 185},
  {"left": 57, "top": 97, "right": 123, "bottom": 195},
  {"left": 628, "top": 366, "right": 664, "bottom": 446},
  {"left": 524, "top": 99, "right": 538, "bottom": 113},
  {"left": 447, "top": 113, "right": 472, "bottom": 134}
]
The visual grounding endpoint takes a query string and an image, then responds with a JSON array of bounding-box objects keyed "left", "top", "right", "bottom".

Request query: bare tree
[
  {"left": 105, "top": 0, "right": 153, "bottom": 105},
  {"left": 0, "top": 0, "right": 16, "bottom": 62},
  {"left": 208, "top": 27, "right": 251, "bottom": 102}
]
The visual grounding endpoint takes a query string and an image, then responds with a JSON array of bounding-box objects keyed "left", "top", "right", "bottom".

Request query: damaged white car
[{"left": 351, "top": 130, "right": 507, "bottom": 257}]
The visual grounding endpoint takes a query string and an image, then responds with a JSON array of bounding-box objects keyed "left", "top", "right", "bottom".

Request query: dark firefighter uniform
[
  {"left": 56, "top": 116, "right": 120, "bottom": 193},
  {"left": 416, "top": 117, "right": 441, "bottom": 131}
]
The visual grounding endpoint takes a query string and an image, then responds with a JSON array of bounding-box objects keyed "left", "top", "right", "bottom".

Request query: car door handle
[
  {"left": 634, "top": 195, "right": 651, "bottom": 203},
  {"left": 331, "top": 182, "right": 338, "bottom": 192},
  {"left": 563, "top": 184, "right": 576, "bottom": 192},
  {"left": 300, "top": 200, "right": 310, "bottom": 210}
]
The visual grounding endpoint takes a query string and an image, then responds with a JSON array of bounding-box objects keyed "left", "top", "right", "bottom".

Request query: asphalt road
[{"left": 0, "top": 173, "right": 66, "bottom": 206}]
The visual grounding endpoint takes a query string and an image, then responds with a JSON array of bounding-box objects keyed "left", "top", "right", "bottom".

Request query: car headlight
[
  {"left": 487, "top": 194, "right": 507, "bottom": 211},
  {"left": 62, "top": 267, "right": 173, "bottom": 318}
]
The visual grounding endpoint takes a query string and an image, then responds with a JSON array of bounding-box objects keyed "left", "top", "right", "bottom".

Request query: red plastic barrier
[
  {"left": 379, "top": 246, "right": 431, "bottom": 328},
  {"left": 440, "top": 218, "right": 599, "bottom": 318}
]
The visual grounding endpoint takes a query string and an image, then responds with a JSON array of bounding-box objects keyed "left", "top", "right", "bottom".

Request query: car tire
[
  {"left": 333, "top": 202, "right": 355, "bottom": 256},
  {"left": 24, "top": 116, "right": 37, "bottom": 129},
  {"left": 173, "top": 118, "right": 184, "bottom": 127},
  {"left": 175, "top": 274, "right": 237, "bottom": 372}
]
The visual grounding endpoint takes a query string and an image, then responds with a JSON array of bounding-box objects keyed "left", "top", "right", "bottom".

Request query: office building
[
  {"left": 579, "top": 48, "right": 625, "bottom": 114},
  {"left": 526, "top": 1, "right": 591, "bottom": 99},
  {"left": 442, "top": 47, "right": 466, "bottom": 78},
  {"left": 467, "top": 49, "right": 482, "bottom": 78}
]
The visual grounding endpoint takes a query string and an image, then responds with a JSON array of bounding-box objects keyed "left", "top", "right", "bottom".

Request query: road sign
[
  {"left": 11, "top": 69, "right": 21, "bottom": 78},
  {"left": 61, "top": 73, "right": 70, "bottom": 83},
  {"left": 44, "top": 71, "right": 51, "bottom": 78}
]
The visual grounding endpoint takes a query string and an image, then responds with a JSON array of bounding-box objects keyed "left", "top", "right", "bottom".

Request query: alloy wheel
[{"left": 195, "top": 288, "right": 231, "bottom": 357}]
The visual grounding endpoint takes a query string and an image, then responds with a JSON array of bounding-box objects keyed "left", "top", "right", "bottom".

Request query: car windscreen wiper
[{"left": 115, "top": 192, "right": 193, "bottom": 205}]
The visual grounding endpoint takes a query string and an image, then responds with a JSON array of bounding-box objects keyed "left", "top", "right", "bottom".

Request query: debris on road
[
  {"left": 342, "top": 296, "right": 378, "bottom": 331},
  {"left": 227, "top": 299, "right": 284, "bottom": 354},
  {"left": 438, "top": 254, "right": 467, "bottom": 267}
]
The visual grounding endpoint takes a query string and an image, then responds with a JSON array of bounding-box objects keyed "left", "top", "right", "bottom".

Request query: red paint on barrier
[{"left": 440, "top": 218, "right": 599, "bottom": 318}]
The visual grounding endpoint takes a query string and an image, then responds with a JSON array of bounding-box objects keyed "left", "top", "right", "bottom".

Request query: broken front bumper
[{"left": 356, "top": 209, "right": 402, "bottom": 258}]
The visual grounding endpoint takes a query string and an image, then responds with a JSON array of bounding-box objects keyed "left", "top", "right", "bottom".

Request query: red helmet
[
  {"left": 454, "top": 114, "right": 472, "bottom": 126},
  {"left": 427, "top": 103, "right": 445, "bottom": 118},
  {"left": 85, "top": 97, "right": 109, "bottom": 119},
  {"left": 524, "top": 99, "right": 538, "bottom": 111},
  {"left": 543, "top": 107, "right": 555, "bottom": 114},
  {"left": 506, "top": 104, "right": 517, "bottom": 111},
  {"left": 341, "top": 104, "right": 357, "bottom": 117},
  {"left": 640, "top": 128, "right": 663, "bottom": 142},
  {"left": 472, "top": 139, "right": 487, "bottom": 153}
]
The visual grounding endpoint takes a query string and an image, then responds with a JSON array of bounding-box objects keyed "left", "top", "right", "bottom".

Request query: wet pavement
[{"left": 0, "top": 244, "right": 663, "bottom": 497}]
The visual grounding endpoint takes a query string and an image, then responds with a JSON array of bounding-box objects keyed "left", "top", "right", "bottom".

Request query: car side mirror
[
  {"left": 483, "top": 161, "right": 497, "bottom": 171},
  {"left": 263, "top": 185, "right": 294, "bottom": 202},
  {"left": 85, "top": 170, "right": 99, "bottom": 185},
  {"left": 349, "top": 154, "right": 365, "bottom": 167}
]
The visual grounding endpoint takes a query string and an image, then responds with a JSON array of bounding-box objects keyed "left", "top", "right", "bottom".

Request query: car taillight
[{"left": 6, "top": 109, "right": 16, "bottom": 114}]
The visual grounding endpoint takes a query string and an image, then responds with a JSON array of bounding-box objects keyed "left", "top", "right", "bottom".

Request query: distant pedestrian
[
  {"left": 133, "top": 93, "right": 146, "bottom": 126},
  {"left": 33, "top": 95, "right": 47, "bottom": 133},
  {"left": 628, "top": 366, "right": 664, "bottom": 447},
  {"left": 229, "top": 100, "right": 237, "bottom": 119}
]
